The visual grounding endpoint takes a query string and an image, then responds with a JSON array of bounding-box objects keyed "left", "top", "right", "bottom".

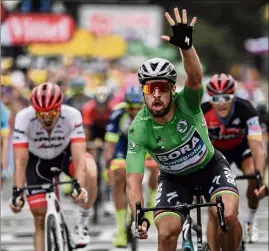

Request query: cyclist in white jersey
[{"left": 9, "top": 82, "right": 97, "bottom": 250}]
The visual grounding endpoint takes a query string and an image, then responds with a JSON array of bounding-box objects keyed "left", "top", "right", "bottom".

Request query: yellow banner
[{"left": 27, "top": 29, "right": 127, "bottom": 59}]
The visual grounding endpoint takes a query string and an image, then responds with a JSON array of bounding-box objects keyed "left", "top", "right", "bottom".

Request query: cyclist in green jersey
[{"left": 126, "top": 8, "right": 242, "bottom": 251}]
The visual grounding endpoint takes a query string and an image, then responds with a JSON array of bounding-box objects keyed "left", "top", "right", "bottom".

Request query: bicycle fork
[
  {"left": 181, "top": 216, "right": 195, "bottom": 251},
  {"left": 181, "top": 201, "right": 203, "bottom": 251}
]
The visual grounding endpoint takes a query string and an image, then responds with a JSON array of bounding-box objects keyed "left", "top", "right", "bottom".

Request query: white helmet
[
  {"left": 138, "top": 58, "right": 177, "bottom": 85},
  {"left": 94, "top": 86, "right": 112, "bottom": 104}
]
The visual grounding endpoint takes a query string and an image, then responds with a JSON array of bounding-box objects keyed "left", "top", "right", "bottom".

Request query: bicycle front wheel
[
  {"left": 126, "top": 217, "right": 137, "bottom": 251},
  {"left": 202, "top": 242, "right": 211, "bottom": 251},
  {"left": 62, "top": 222, "right": 73, "bottom": 251},
  {"left": 46, "top": 214, "right": 62, "bottom": 251}
]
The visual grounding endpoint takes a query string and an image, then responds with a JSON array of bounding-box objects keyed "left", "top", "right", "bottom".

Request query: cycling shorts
[
  {"left": 217, "top": 139, "right": 252, "bottom": 169},
  {"left": 154, "top": 150, "right": 239, "bottom": 220},
  {"left": 25, "top": 144, "right": 92, "bottom": 209},
  {"left": 89, "top": 124, "right": 106, "bottom": 141}
]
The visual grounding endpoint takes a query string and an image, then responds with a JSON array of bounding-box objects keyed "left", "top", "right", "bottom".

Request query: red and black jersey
[{"left": 202, "top": 98, "right": 262, "bottom": 151}]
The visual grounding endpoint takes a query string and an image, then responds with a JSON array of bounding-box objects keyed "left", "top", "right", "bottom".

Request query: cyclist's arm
[
  {"left": 1, "top": 103, "right": 9, "bottom": 169},
  {"left": 12, "top": 112, "right": 29, "bottom": 188},
  {"left": 1, "top": 135, "right": 9, "bottom": 170},
  {"left": 104, "top": 109, "right": 121, "bottom": 166},
  {"left": 81, "top": 101, "right": 94, "bottom": 143},
  {"left": 246, "top": 115, "right": 265, "bottom": 180},
  {"left": 126, "top": 124, "right": 146, "bottom": 217},
  {"left": 181, "top": 46, "right": 203, "bottom": 91},
  {"left": 70, "top": 111, "right": 87, "bottom": 188},
  {"left": 176, "top": 48, "right": 204, "bottom": 114}
]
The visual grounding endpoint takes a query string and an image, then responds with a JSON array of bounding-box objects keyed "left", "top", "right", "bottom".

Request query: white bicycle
[{"left": 14, "top": 167, "right": 85, "bottom": 251}]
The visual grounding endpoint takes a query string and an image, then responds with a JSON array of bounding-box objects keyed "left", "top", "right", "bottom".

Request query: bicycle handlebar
[
  {"left": 12, "top": 179, "right": 81, "bottom": 208},
  {"left": 235, "top": 169, "right": 262, "bottom": 189},
  {"left": 135, "top": 195, "right": 228, "bottom": 232},
  {"left": 19, "top": 179, "right": 81, "bottom": 193}
]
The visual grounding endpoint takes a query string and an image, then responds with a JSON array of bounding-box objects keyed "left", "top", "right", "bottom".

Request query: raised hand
[{"left": 161, "top": 8, "right": 197, "bottom": 50}]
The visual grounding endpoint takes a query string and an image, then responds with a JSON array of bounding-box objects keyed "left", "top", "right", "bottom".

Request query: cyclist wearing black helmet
[{"left": 126, "top": 8, "right": 242, "bottom": 251}]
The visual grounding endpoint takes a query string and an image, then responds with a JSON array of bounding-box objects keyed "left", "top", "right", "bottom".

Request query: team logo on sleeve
[
  {"left": 128, "top": 141, "right": 136, "bottom": 150},
  {"left": 177, "top": 120, "right": 188, "bottom": 133},
  {"left": 201, "top": 117, "right": 207, "bottom": 127},
  {"left": 129, "top": 128, "right": 135, "bottom": 135}
]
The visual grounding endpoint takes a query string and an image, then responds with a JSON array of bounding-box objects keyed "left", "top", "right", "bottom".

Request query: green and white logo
[
  {"left": 128, "top": 141, "right": 136, "bottom": 150},
  {"left": 201, "top": 117, "right": 207, "bottom": 128},
  {"left": 177, "top": 120, "right": 188, "bottom": 133}
]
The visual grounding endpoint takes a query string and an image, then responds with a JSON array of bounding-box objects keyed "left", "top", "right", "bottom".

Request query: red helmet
[
  {"left": 206, "top": 73, "right": 236, "bottom": 96},
  {"left": 30, "top": 82, "right": 63, "bottom": 112}
]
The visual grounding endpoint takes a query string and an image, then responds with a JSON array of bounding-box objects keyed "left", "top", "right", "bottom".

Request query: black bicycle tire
[
  {"left": 92, "top": 150, "right": 103, "bottom": 225},
  {"left": 238, "top": 240, "right": 246, "bottom": 251},
  {"left": 46, "top": 214, "right": 61, "bottom": 251},
  {"left": 202, "top": 242, "right": 211, "bottom": 251},
  {"left": 126, "top": 216, "right": 137, "bottom": 251},
  {"left": 62, "top": 222, "right": 73, "bottom": 251},
  {"left": 130, "top": 234, "right": 137, "bottom": 251}
]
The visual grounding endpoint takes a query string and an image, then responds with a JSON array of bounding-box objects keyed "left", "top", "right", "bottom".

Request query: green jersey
[{"left": 126, "top": 85, "right": 215, "bottom": 176}]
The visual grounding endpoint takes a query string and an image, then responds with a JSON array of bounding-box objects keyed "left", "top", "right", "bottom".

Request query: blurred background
[{"left": 1, "top": 0, "right": 268, "bottom": 179}]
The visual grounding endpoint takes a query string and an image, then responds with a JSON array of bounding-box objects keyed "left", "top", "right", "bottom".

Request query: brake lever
[
  {"left": 135, "top": 201, "right": 144, "bottom": 228},
  {"left": 216, "top": 195, "right": 228, "bottom": 232},
  {"left": 72, "top": 179, "right": 81, "bottom": 195},
  {"left": 255, "top": 169, "right": 262, "bottom": 190}
]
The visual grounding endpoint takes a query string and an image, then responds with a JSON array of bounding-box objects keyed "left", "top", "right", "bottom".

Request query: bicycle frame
[
  {"left": 136, "top": 195, "right": 227, "bottom": 251},
  {"left": 44, "top": 177, "right": 65, "bottom": 251},
  {"left": 19, "top": 176, "right": 80, "bottom": 251},
  {"left": 181, "top": 195, "right": 204, "bottom": 251}
]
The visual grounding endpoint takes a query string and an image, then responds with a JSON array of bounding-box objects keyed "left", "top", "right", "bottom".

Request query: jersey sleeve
[
  {"left": 1, "top": 102, "right": 9, "bottom": 136},
  {"left": 82, "top": 101, "right": 94, "bottom": 126},
  {"left": 13, "top": 110, "right": 29, "bottom": 148},
  {"left": 181, "top": 85, "right": 204, "bottom": 114},
  {"left": 104, "top": 109, "right": 122, "bottom": 143},
  {"left": 126, "top": 121, "right": 146, "bottom": 174},
  {"left": 242, "top": 101, "right": 263, "bottom": 141},
  {"left": 70, "top": 110, "right": 86, "bottom": 143}
]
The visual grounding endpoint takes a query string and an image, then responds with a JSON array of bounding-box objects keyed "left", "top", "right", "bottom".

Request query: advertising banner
[
  {"left": 78, "top": 4, "right": 163, "bottom": 47},
  {"left": 1, "top": 13, "right": 75, "bottom": 45}
]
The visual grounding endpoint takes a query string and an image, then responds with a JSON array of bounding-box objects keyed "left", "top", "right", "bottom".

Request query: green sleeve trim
[{"left": 105, "top": 132, "right": 119, "bottom": 143}]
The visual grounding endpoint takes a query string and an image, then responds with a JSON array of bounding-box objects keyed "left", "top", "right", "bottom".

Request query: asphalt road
[{"left": 1, "top": 166, "right": 268, "bottom": 251}]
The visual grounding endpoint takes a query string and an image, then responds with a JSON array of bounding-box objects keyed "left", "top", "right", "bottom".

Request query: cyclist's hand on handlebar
[
  {"left": 9, "top": 186, "right": 25, "bottom": 213},
  {"left": 255, "top": 184, "right": 268, "bottom": 199},
  {"left": 72, "top": 187, "right": 88, "bottom": 205},
  {"left": 131, "top": 218, "right": 150, "bottom": 239}
]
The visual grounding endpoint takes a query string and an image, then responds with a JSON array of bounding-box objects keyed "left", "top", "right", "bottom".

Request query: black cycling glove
[
  {"left": 138, "top": 217, "right": 151, "bottom": 230},
  {"left": 11, "top": 186, "right": 25, "bottom": 208},
  {"left": 169, "top": 23, "right": 193, "bottom": 50}
]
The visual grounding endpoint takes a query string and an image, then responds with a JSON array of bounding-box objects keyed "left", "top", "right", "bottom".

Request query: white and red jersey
[{"left": 13, "top": 105, "right": 85, "bottom": 159}]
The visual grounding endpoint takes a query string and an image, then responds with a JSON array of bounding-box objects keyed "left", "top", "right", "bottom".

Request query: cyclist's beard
[{"left": 146, "top": 91, "right": 173, "bottom": 118}]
